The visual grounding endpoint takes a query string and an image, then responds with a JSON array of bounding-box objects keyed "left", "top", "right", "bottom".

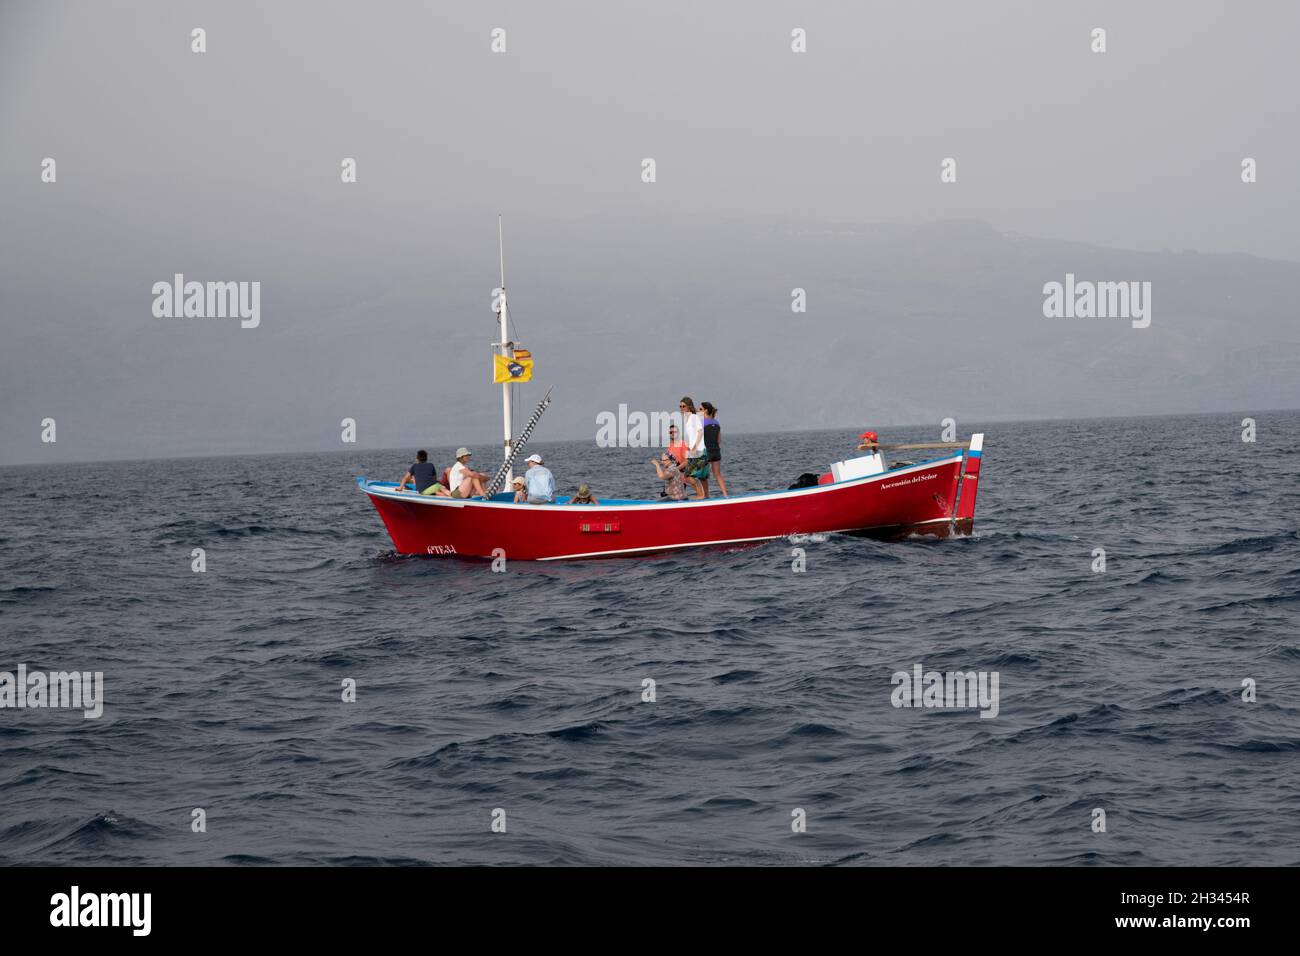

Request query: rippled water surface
[{"left": 1, "top": 412, "right": 1298, "bottom": 865}]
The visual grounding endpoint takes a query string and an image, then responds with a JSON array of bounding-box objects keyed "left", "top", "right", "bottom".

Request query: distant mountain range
[
  {"left": 3, "top": 208, "right": 1296, "bottom": 464},
  {"left": 490, "top": 214, "right": 1300, "bottom": 439}
]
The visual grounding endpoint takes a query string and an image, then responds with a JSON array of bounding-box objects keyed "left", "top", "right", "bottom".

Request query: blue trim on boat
[
  {"left": 966, "top": 450, "right": 982, "bottom": 458},
  {"left": 355, "top": 449, "right": 964, "bottom": 507}
]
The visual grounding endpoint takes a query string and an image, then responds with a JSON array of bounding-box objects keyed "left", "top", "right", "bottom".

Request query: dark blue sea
[{"left": 1, "top": 411, "right": 1298, "bottom": 866}]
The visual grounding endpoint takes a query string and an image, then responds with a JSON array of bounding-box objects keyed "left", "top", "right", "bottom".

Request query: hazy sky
[{"left": 2, "top": 1, "right": 1297, "bottom": 465}]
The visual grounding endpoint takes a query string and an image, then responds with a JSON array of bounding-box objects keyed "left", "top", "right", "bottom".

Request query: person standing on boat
[
  {"left": 680, "top": 397, "right": 709, "bottom": 499},
  {"left": 857, "top": 430, "right": 886, "bottom": 469},
  {"left": 699, "top": 401, "right": 728, "bottom": 497},
  {"left": 856, "top": 430, "right": 880, "bottom": 452},
  {"left": 397, "top": 449, "right": 443, "bottom": 494},
  {"left": 448, "top": 448, "right": 489, "bottom": 499},
  {"left": 523, "top": 453, "right": 555, "bottom": 504}
]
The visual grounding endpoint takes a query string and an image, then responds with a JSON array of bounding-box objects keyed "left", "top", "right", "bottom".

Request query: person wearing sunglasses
[
  {"left": 679, "top": 397, "right": 710, "bottom": 499},
  {"left": 666, "top": 423, "right": 688, "bottom": 466}
]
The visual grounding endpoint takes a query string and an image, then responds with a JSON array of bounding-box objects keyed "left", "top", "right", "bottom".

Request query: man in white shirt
[
  {"left": 448, "top": 447, "right": 489, "bottom": 499},
  {"left": 523, "top": 453, "right": 555, "bottom": 504}
]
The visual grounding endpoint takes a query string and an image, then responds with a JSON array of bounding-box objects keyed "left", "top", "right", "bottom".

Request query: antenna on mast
[
  {"left": 496, "top": 215, "right": 513, "bottom": 488},
  {"left": 498, "top": 213, "right": 506, "bottom": 289}
]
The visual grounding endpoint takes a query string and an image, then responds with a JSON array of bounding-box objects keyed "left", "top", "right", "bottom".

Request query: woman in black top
[{"left": 699, "top": 402, "right": 728, "bottom": 497}]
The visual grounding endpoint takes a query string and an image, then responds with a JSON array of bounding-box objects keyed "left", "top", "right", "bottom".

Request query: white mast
[{"left": 497, "top": 215, "right": 513, "bottom": 487}]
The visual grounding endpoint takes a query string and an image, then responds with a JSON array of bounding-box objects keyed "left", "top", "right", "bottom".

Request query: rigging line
[
  {"left": 506, "top": 300, "right": 521, "bottom": 439},
  {"left": 505, "top": 297, "right": 521, "bottom": 344},
  {"left": 487, "top": 388, "right": 553, "bottom": 498}
]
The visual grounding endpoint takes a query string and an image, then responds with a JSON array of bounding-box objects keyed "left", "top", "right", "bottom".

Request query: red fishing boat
[
  {"left": 357, "top": 220, "right": 986, "bottom": 560},
  {"left": 358, "top": 442, "right": 982, "bottom": 560}
]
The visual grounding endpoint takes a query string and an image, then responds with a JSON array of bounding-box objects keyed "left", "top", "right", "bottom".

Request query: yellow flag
[{"left": 493, "top": 348, "right": 534, "bottom": 383}]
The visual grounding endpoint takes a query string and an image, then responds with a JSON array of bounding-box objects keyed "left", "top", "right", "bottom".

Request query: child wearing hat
[{"left": 570, "top": 484, "right": 600, "bottom": 505}]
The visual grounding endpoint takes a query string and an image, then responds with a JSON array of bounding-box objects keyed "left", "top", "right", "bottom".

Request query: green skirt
[{"left": 686, "top": 456, "right": 710, "bottom": 479}]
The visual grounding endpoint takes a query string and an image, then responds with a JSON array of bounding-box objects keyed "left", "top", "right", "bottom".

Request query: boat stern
[{"left": 952, "top": 432, "right": 984, "bottom": 535}]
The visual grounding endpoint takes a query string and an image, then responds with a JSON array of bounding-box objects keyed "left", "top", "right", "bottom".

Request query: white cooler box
[{"left": 830, "top": 452, "right": 885, "bottom": 482}]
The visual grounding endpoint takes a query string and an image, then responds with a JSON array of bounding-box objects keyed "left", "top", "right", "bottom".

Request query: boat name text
[{"left": 881, "top": 473, "right": 937, "bottom": 490}]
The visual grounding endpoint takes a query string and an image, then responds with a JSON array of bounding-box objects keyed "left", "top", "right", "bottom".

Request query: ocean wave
[{"left": 5, "top": 417, "right": 1300, "bottom": 866}]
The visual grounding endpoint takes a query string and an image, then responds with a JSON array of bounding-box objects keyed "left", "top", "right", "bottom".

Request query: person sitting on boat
[
  {"left": 396, "top": 449, "right": 443, "bottom": 495},
  {"left": 523, "top": 453, "right": 555, "bottom": 504},
  {"left": 570, "top": 484, "right": 600, "bottom": 505},
  {"left": 448, "top": 448, "right": 489, "bottom": 499},
  {"left": 652, "top": 452, "right": 687, "bottom": 500},
  {"left": 510, "top": 475, "right": 527, "bottom": 503}
]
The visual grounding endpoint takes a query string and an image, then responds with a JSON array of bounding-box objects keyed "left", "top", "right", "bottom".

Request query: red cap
[{"left": 859, "top": 430, "right": 879, "bottom": 443}]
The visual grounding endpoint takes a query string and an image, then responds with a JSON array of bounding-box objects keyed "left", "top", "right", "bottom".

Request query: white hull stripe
[{"left": 535, "top": 518, "right": 955, "bottom": 560}]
